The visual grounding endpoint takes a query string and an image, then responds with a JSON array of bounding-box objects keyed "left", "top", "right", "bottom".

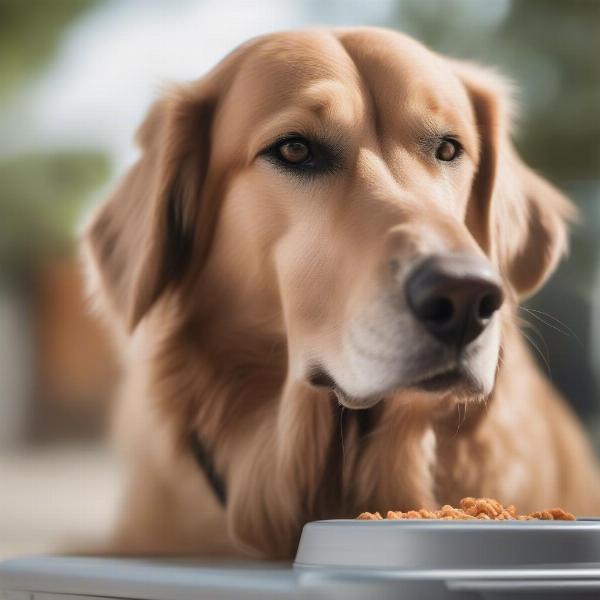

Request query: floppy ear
[
  {"left": 456, "top": 62, "right": 575, "bottom": 298},
  {"left": 82, "top": 83, "right": 215, "bottom": 331}
]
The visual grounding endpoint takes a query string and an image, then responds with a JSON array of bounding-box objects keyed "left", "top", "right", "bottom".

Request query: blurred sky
[{"left": 0, "top": 0, "right": 401, "bottom": 172}]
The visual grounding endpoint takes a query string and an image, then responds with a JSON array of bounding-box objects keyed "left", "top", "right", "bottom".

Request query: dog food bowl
[
  {"left": 295, "top": 518, "right": 600, "bottom": 570},
  {"left": 293, "top": 518, "right": 600, "bottom": 598}
]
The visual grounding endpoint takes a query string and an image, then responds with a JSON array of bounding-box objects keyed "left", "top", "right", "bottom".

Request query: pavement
[{"left": 0, "top": 443, "right": 121, "bottom": 559}]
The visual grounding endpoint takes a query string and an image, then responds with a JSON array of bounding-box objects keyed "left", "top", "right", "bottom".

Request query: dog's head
[{"left": 83, "top": 28, "right": 573, "bottom": 409}]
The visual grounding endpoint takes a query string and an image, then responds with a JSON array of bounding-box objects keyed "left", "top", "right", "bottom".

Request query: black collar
[
  {"left": 189, "top": 432, "right": 227, "bottom": 506},
  {"left": 189, "top": 401, "right": 378, "bottom": 509}
]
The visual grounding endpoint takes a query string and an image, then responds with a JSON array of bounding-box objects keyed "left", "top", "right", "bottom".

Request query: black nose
[{"left": 405, "top": 254, "right": 504, "bottom": 347}]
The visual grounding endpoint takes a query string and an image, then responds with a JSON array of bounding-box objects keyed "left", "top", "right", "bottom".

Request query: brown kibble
[
  {"left": 529, "top": 508, "right": 575, "bottom": 521},
  {"left": 459, "top": 497, "right": 476, "bottom": 511},
  {"left": 530, "top": 511, "right": 552, "bottom": 520},
  {"left": 356, "top": 498, "right": 576, "bottom": 521},
  {"left": 545, "top": 508, "right": 576, "bottom": 521},
  {"left": 406, "top": 510, "right": 423, "bottom": 519},
  {"left": 357, "top": 511, "right": 383, "bottom": 520}
]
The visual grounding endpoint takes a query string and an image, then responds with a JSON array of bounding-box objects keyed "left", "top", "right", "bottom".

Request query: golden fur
[{"left": 82, "top": 28, "right": 600, "bottom": 559}]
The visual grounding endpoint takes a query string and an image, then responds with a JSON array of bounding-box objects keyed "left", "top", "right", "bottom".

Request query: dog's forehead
[
  {"left": 230, "top": 31, "right": 361, "bottom": 109},
  {"left": 337, "top": 29, "right": 473, "bottom": 114},
  {"left": 227, "top": 29, "right": 472, "bottom": 120}
]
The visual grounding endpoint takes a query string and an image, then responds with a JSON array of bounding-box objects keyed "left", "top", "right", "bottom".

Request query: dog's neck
[
  {"left": 149, "top": 309, "right": 288, "bottom": 445},
  {"left": 148, "top": 299, "right": 511, "bottom": 520}
]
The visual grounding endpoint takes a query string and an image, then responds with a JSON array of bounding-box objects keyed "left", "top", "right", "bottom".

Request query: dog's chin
[
  {"left": 308, "top": 368, "right": 379, "bottom": 409},
  {"left": 309, "top": 365, "right": 486, "bottom": 410},
  {"left": 331, "top": 387, "right": 383, "bottom": 410}
]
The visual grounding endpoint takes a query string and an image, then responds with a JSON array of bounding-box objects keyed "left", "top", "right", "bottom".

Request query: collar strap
[
  {"left": 189, "top": 432, "right": 227, "bottom": 506},
  {"left": 188, "top": 402, "right": 377, "bottom": 510}
]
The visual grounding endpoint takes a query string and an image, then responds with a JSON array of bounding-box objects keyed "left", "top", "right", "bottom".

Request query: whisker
[
  {"left": 520, "top": 319, "right": 551, "bottom": 367},
  {"left": 520, "top": 306, "right": 582, "bottom": 347},
  {"left": 520, "top": 329, "right": 552, "bottom": 377},
  {"left": 522, "top": 306, "right": 577, "bottom": 334},
  {"left": 454, "top": 403, "right": 464, "bottom": 437},
  {"left": 515, "top": 314, "right": 550, "bottom": 364},
  {"left": 520, "top": 307, "right": 569, "bottom": 336}
]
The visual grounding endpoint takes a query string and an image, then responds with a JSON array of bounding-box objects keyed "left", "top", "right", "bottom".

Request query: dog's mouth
[
  {"left": 308, "top": 364, "right": 470, "bottom": 408},
  {"left": 408, "top": 366, "right": 465, "bottom": 392},
  {"left": 308, "top": 367, "right": 381, "bottom": 408}
]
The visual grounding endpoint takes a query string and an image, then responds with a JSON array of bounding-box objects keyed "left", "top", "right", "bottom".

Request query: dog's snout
[{"left": 405, "top": 254, "right": 504, "bottom": 347}]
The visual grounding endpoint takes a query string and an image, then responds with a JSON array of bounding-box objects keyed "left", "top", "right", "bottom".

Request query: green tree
[{"left": 395, "top": 0, "right": 600, "bottom": 180}]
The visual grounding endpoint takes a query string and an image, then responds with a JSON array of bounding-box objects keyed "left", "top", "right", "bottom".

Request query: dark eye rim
[
  {"left": 435, "top": 136, "right": 463, "bottom": 162},
  {"left": 260, "top": 133, "right": 341, "bottom": 176}
]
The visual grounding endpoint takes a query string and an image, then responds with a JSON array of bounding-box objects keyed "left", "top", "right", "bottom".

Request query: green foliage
[
  {"left": 0, "top": 151, "right": 109, "bottom": 276},
  {"left": 0, "top": 0, "right": 108, "bottom": 281},
  {"left": 395, "top": 0, "right": 600, "bottom": 181},
  {"left": 0, "top": 0, "right": 100, "bottom": 103}
]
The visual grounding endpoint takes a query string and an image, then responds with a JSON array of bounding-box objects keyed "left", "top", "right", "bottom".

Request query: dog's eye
[
  {"left": 261, "top": 135, "right": 340, "bottom": 176},
  {"left": 278, "top": 139, "right": 311, "bottom": 165},
  {"left": 436, "top": 138, "right": 462, "bottom": 162}
]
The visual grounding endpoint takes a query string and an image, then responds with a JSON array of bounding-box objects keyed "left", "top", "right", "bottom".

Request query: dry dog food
[{"left": 357, "top": 497, "right": 575, "bottom": 521}]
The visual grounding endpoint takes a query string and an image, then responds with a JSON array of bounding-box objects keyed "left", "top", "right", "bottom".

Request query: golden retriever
[{"left": 82, "top": 27, "right": 600, "bottom": 559}]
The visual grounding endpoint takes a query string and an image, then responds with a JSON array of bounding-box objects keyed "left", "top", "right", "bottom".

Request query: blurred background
[{"left": 0, "top": 0, "right": 599, "bottom": 557}]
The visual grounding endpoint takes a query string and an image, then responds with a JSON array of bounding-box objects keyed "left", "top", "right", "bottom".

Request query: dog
[{"left": 82, "top": 27, "right": 600, "bottom": 559}]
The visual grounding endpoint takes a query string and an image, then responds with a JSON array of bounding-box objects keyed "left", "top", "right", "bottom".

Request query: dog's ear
[
  {"left": 455, "top": 62, "right": 575, "bottom": 298},
  {"left": 83, "top": 83, "right": 216, "bottom": 331}
]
